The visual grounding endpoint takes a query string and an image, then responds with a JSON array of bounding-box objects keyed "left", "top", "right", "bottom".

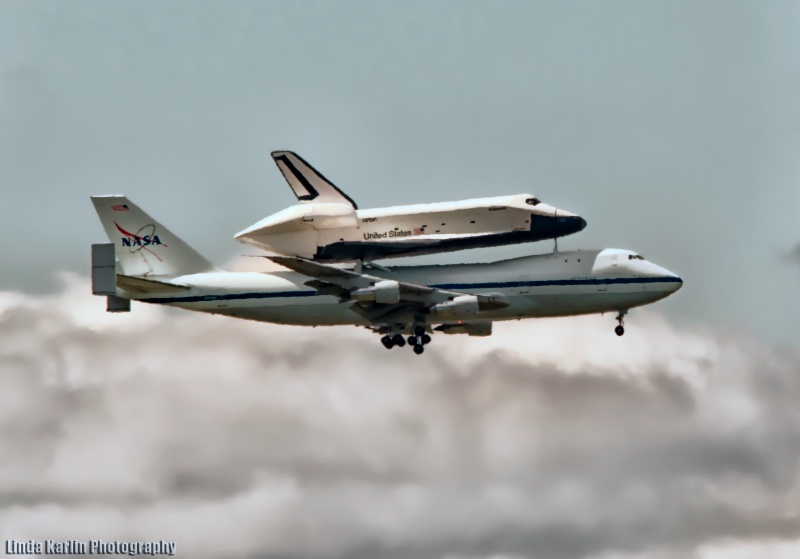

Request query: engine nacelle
[
  {"left": 351, "top": 280, "right": 401, "bottom": 305},
  {"left": 430, "top": 295, "right": 480, "bottom": 319},
  {"left": 435, "top": 322, "right": 492, "bottom": 337}
]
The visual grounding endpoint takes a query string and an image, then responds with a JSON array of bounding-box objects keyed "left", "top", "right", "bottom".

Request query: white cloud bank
[{"left": 0, "top": 274, "right": 798, "bottom": 559}]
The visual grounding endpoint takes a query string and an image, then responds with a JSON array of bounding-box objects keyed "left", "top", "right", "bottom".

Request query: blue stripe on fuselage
[
  {"left": 139, "top": 290, "right": 317, "bottom": 304},
  {"left": 138, "top": 276, "right": 681, "bottom": 304},
  {"left": 433, "top": 276, "right": 683, "bottom": 290}
]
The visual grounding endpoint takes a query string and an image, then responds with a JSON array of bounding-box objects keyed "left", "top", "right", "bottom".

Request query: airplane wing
[
  {"left": 268, "top": 256, "right": 452, "bottom": 302},
  {"left": 268, "top": 255, "right": 507, "bottom": 325}
]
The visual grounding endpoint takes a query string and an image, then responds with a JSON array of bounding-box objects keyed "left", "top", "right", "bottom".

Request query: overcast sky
[
  {"left": 1, "top": 2, "right": 799, "bottom": 558},
  {"left": 0, "top": 0, "right": 798, "bottom": 345}
]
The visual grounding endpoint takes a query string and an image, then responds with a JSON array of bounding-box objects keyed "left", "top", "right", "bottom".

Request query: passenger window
[{"left": 525, "top": 198, "right": 541, "bottom": 206}]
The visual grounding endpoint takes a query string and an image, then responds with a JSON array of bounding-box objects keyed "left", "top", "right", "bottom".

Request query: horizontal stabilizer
[
  {"left": 116, "top": 275, "right": 189, "bottom": 294},
  {"left": 271, "top": 151, "right": 357, "bottom": 208}
]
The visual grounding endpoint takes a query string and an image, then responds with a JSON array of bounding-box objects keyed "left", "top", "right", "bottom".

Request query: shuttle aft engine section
[
  {"left": 235, "top": 151, "right": 587, "bottom": 261},
  {"left": 235, "top": 202, "right": 358, "bottom": 260}
]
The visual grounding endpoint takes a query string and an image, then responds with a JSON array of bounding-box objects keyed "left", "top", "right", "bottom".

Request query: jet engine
[
  {"left": 350, "top": 280, "right": 401, "bottom": 305},
  {"left": 435, "top": 321, "right": 492, "bottom": 337},
  {"left": 430, "top": 295, "right": 481, "bottom": 319}
]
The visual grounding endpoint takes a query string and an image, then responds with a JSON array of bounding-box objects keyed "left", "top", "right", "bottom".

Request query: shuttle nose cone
[
  {"left": 561, "top": 214, "right": 587, "bottom": 234},
  {"left": 529, "top": 212, "right": 587, "bottom": 241}
]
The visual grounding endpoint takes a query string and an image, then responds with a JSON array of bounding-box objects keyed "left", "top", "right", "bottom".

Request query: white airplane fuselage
[{"left": 128, "top": 249, "right": 682, "bottom": 327}]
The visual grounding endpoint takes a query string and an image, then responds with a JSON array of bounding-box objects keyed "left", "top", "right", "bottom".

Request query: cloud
[{"left": 1, "top": 275, "right": 799, "bottom": 559}]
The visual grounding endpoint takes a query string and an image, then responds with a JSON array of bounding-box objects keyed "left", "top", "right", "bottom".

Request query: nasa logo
[
  {"left": 115, "top": 222, "right": 162, "bottom": 246},
  {"left": 114, "top": 222, "right": 167, "bottom": 261},
  {"left": 120, "top": 232, "right": 162, "bottom": 247}
]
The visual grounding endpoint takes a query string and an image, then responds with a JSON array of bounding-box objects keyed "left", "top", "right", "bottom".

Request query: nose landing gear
[{"left": 614, "top": 310, "right": 627, "bottom": 336}]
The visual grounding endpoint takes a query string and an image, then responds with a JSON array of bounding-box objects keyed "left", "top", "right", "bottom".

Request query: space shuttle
[{"left": 234, "top": 151, "right": 587, "bottom": 262}]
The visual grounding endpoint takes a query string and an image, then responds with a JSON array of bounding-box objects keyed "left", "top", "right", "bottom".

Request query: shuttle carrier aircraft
[{"left": 91, "top": 196, "right": 682, "bottom": 355}]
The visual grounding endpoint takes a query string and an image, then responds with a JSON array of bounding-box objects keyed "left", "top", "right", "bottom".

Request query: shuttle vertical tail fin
[
  {"left": 271, "top": 150, "right": 358, "bottom": 208},
  {"left": 90, "top": 195, "right": 216, "bottom": 277}
]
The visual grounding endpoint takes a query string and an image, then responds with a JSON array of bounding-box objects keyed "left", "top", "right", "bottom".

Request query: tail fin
[
  {"left": 271, "top": 150, "right": 358, "bottom": 208},
  {"left": 90, "top": 196, "right": 216, "bottom": 277}
]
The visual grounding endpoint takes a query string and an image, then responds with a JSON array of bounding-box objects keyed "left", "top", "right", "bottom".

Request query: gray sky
[
  {"left": 0, "top": 0, "right": 798, "bottom": 345},
  {"left": 1, "top": 3, "right": 800, "bottom": 558}
]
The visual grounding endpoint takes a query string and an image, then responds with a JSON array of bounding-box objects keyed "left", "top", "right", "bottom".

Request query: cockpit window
[
  {"left": 628, "top": 254, "right": 645, "bottom": 260},
  {"left": 525, "top": 197, "right": 541, "bottom": 206}
]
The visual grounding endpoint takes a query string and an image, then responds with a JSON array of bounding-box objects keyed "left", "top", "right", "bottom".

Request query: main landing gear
[
  {"left": 381, "top": 325, "right": 432, "bottom": 354},
  {"left": 381, "top": 334, "right": 406, "bottom": 348},
  {"left": 614, "top": 310, "right": 627, "bottom": 336}
]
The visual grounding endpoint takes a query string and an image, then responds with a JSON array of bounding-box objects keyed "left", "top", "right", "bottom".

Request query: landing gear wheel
[
  {"left": 392, "top": 334, "right": 406, "bottom": 347},
  {"left": 408, "top": 335, "right": 417, "bottom": 346},
  {"left": 614, "top": 310, "right": 627, "bottom": 337},
  {"left": 421, "top": 334, "right": 431, "bottom": 345},
  {"left": 413, "top": 344, "right": 425, "bottom": 355},
  {"left": 381, "top": 335, "right": 394, "bottom": 349},
  {"left": 413, "top": 325, "right": 425, "bottom": 337}
]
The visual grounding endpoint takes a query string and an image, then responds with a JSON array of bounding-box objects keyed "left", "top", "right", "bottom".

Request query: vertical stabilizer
[
  {"left": 90, "top": 196, "right": 216, "bottom": 277},
  {"left": 271, "top": 151, "right": 358, "bottom": 208}
]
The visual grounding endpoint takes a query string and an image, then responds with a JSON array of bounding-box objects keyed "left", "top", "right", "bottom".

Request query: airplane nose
[
  {"left": 642, "top": 262, "right": 683, "bottom": 292},
  {"left": 657, "top": 267, "right": 683, "bottom": 292}
]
